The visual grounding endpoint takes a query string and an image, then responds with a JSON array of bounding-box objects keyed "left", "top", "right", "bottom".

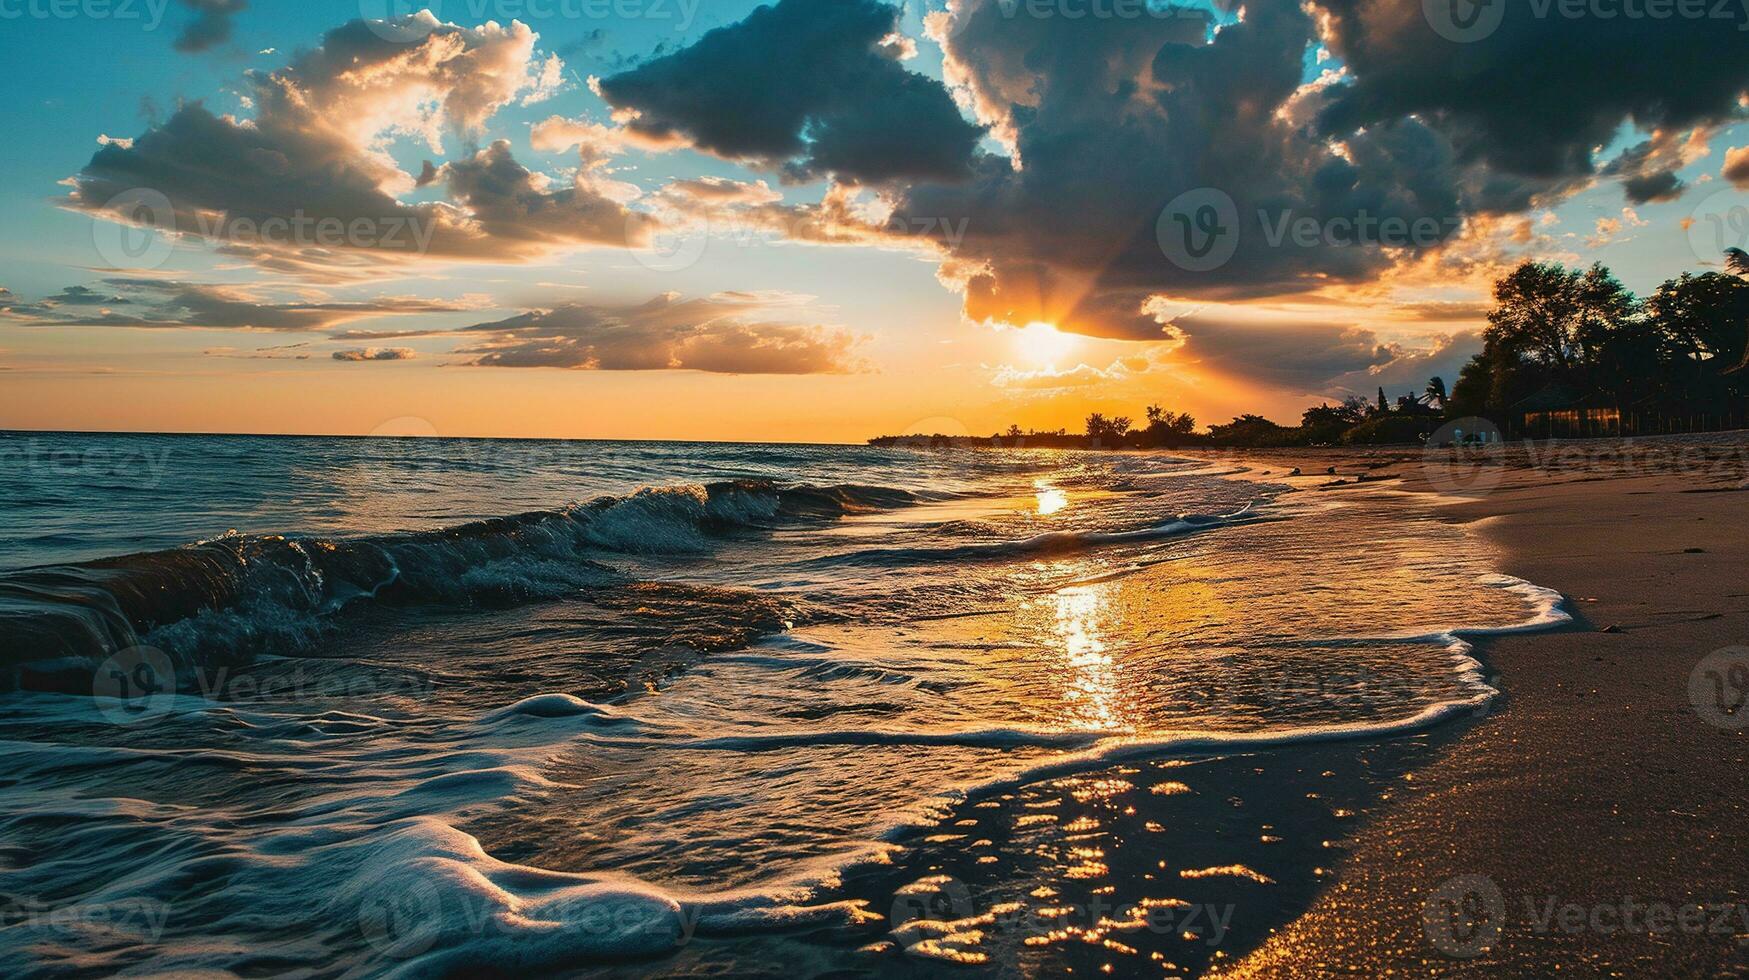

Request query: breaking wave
[{"left": 0, "top": 480, "right": 916, "bottom": 692}]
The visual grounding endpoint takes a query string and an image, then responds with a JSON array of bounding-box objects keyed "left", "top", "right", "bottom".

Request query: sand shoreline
[{"left": 1184, "top": 434, "right": 1749, "bottom": 976}]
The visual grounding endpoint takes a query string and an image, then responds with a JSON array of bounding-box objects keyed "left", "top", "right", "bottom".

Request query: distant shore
[{"left": 1200, "top": 432, "right": 1749, "bottom": 976}]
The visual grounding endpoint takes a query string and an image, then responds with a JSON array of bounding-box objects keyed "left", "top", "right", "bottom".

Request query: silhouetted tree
[
  {"left": 1447, "top": 354, "right": 1494, "bottom": 419},
  {"left": 1424, "top": 376, "right": 1447, "bottom": 409},
  {"left": 1485, "top": 261, "right": 1636, "bottom": 374},
  {"left": 1644, "top": 272, "right": 1749, "bottom": 390},
  {"left": 1142, "top": 404, "right": 1197, "bottom": 446},
  {"left": 1084, "top": 413, "right": 1132, "bottom": 444}
]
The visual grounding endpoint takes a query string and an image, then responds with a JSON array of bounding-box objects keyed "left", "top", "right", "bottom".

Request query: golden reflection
[
  {"left": 1053, "top": 585, "right": 1124, "bottom": 731},
  {"left": 1034, "top": 482, "right": 1069, "bottom": 515}
]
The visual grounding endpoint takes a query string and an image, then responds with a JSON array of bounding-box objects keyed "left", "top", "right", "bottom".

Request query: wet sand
[{"left": 1205, "top": 434, "right": 1749, "bottom": 977}]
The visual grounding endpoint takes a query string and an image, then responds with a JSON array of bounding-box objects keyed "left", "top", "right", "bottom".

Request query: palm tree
[{"left": 1424, "top": 376, "right": 1448, "bottom": 409}]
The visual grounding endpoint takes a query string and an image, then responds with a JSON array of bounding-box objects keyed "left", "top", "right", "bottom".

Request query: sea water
[{"left": 0, "top": 432, "right": 1564, "bottom": 976}]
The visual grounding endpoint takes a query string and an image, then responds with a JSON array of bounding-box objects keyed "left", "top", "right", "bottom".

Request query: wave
[
  {"left": 0, "top": 480, "right": 915, "bottom": 693},
  {"left": 352, "top": 571, "right": 1570, "bottom": 976},
  {"left": 809, "top": 505, "right": 1266, "bottom": 567}
]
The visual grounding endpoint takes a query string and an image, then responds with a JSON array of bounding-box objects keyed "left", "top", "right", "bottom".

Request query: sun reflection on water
[
  {"left": 1053, "top": 585, "right": 1125, "bottom": 732},
  {"left": 1035, "top": 483, "right": 1069, "bottom": 516}
]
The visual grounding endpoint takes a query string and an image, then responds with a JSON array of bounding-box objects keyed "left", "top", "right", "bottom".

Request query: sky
[{"left": 0, "top": 0, "right": 1746, "bottom": 442}]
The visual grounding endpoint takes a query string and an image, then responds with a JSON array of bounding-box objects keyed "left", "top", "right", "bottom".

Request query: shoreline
[{"left": 1194, "top": 435, "right": 1749, "bottom": 976}]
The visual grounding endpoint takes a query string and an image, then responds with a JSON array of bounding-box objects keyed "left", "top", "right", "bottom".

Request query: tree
[
  {"left": 1424, "top": 376, "right": 1448, "bottom": 409},
  {"left": 1084, "top": 413, "right": 1132, "bottom": 444},
  {"left": 1208, "top": 414, "right": 1298, "bottom": 447},
  {"left": 1300, "top": 399, "right": 1367, "bottom": 442},
  {"left": 1485, "top": 261, "right": 1637, "bottom": 374},
  {"left": 1142, "top": 404, "right": 1197, "bottom": 445},
  {"left": 1446, "top": 354, "right": 1494, "bottom": 419},
  {"left": 1377, "top": 386, "right": 1389, "bottom": 414},
  {"left": 1643, "top": 272, "right": 1749, "bottom": 386}
]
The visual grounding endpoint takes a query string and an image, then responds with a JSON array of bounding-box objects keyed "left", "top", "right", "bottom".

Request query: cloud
[
  {"left": 1313, "top": 1, "right": 1749, "bottom": 183},
  {"left": 64, "top": 16, "right": 654, "bottom": 275},
  {"left": 599, "top": 0, "right": 1744, "bottom": 344},
  {"left": 1619, "top": 170, "right": 1685, "bottom": 205},
  {"left": 332, "top": 347, "right": 416, "bottom": 361},
  {"left": 529, "top": 113, "right": 679, "bottom": 161},
  {"left": 885, "top": 0, "right": 1484, "bottom": 336},
  {"left": 1597, "top": 131, "right": 1708, "bottom": 203},
  {"left": 1157, "top": 310, "right": 1477, "bottom": 395},
  {"left": 1324, "top": 330, "right": 1482, "bottom": 397},
  {"left": 174, "top": 0, "right": 246, "bottom": 53},
  {"left": 1386, "top": 300, "right": 1492, "bottom": 323},
  {"left": 657, "top": 177, "right": 783, "bottom": 207},
  {"left": 0, "top": 279, "right": 469, "bottom": 332},
  {"left": 595, "top": 0, "right": 983, "bottom": 183},
  {"left": 438, "top": 139, "right": 657, "bottom": 251},
  {"left": 1726, "top": 146, "right": 1749, "bottom": 190},
  {"left": 991, "top": 361, "right": 1123, "bottom": 390},
  {"left": 204, "top": 341, "right": 311, "bottom": 359},
  {"left": 455, "top": 291, "right": 864, "bottom": 374}
]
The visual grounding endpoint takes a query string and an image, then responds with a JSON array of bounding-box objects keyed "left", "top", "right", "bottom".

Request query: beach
[
  {"left": 1206, "top": 434, "right": 1749, "bottom": 977},
  {"left": 3, "top": 431, "right": 1747, "bottom": 977}
]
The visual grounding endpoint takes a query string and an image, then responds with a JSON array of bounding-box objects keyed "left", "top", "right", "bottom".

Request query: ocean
[{"left": 0, "top": 432, "right": 1566, "bottom": 976}]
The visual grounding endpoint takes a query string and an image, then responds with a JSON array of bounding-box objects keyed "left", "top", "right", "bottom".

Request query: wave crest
[{"left": 0, "top": 479, "right": 913, "bottom": 692}]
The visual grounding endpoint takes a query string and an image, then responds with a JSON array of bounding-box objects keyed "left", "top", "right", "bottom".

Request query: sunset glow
[{"left": 0, "top": 0, "right": 1739, "bottom": 441}]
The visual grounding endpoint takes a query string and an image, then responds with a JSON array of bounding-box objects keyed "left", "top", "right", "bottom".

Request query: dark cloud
[
  {"left": 332, "top": 347, "right": 416, "bottom": 361},
  {"left": 439, "top": 140, "right": 655, "bottom": 250},
  {"left": 456, "top": 292, "right": 864, "bottom": 374},
  {"left": 1162, "top": 312, "right": 1480, "bottom": 396},
  {"left": 1161, "top": 313, "right": 1395, "bottom": 391},
  {"left": 65, "top": 17, "right": 651, "bottom": 275},
  {"left": 1620, "top": 170, "right": 1685, "bottom": 205},
  {"left": 1598, "top": 135, "right": 1698, "bottom": 203},
  {"left": 596, "top": 0, "right": 983, "bottom": 183},
  {"left": 1313, "top": 0, "right": 1749, "bottom": 183},
  {"left": 174, "top": 0, "right": 246, "bottom": 54},
  {"left": 889, "top": 0, "right": 1476, "bottom": 337},
  {"left": 571, "top": 0, "right": 1746, "bottom": 348},
  {"left": 42, "top": 285, "right": 132, "bottom": 306},
  {"left": 0, "top": 279, "right": 468, "bottom": 332},
  {"left": 1325, "top": 331, "right": 1482, "bottom": 398}
]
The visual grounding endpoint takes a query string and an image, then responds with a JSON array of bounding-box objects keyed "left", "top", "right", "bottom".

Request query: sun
[{"left": 1014, "top": 321, "right": 1079, "bottom": 367}]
